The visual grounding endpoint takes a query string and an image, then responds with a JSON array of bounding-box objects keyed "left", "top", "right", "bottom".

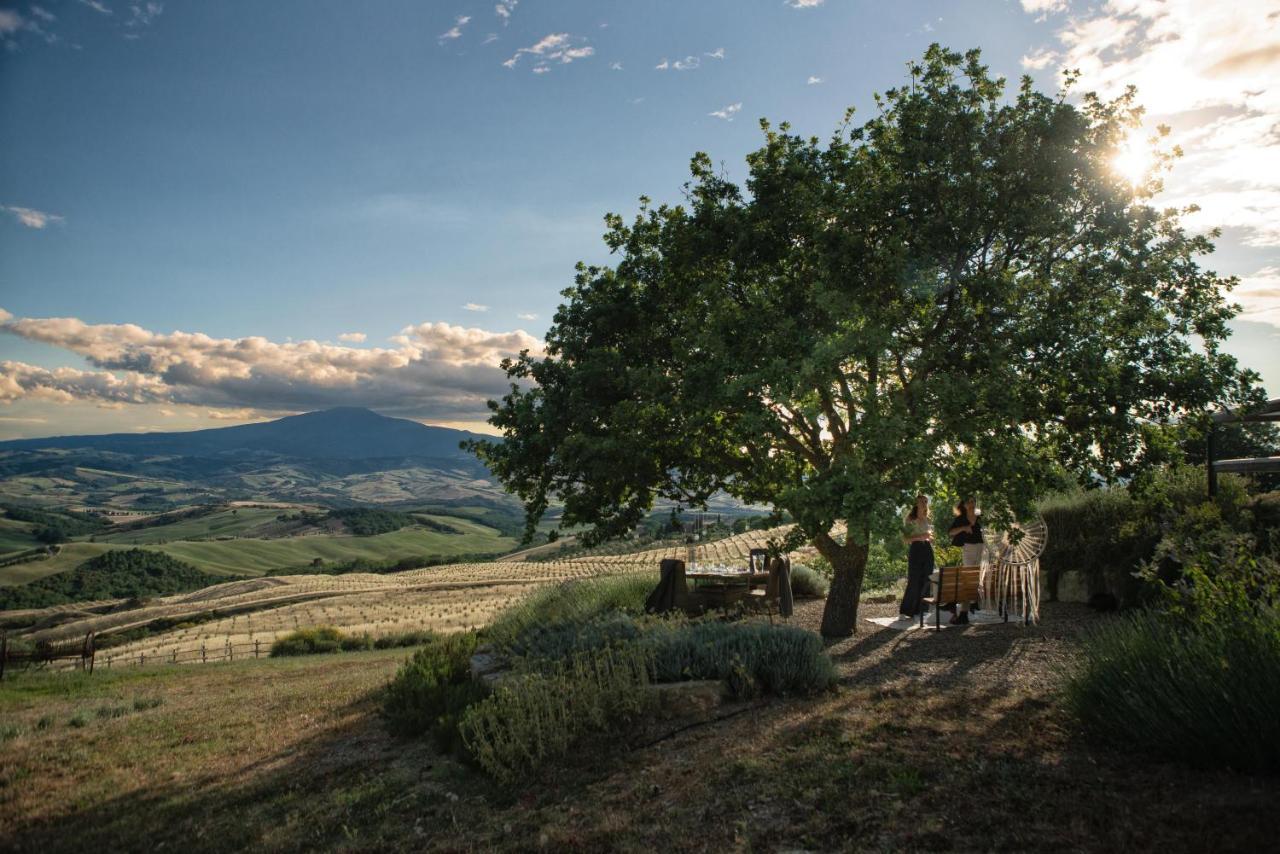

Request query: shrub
[
  {"left": 458, "top": 644, "right": 654, "bottom": 783},
  {"left": 484, "top": 575, "right": 654, "bottom": 649},
  {"left": 339, "top": 633, "right": 374, "bottom": 651},
  {"left": 270, "top": 627, "right": 344, "bottom": 657},
  {"left": 1065, "top": 608, "right": 1280, "bottom": 772},
  {"left": 641, "top": 619, "right": 836, "bottom": 697},
  {"left": 382, "top": 631, "right": 487, "bottom": 751},
  {"left": 508, "top": 613, "right": 836, "bottom": 699},
  {"left": 789, "top": 564, "right": 828, "bottom": 598}
]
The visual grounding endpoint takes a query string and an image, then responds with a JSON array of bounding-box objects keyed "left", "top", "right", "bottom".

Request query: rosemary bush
[
  {"left": 459, "top": 644, "right": 655, "bottom": 783},
  {"left": 382, "top": 631, "right": 487, "bottom": 751}
]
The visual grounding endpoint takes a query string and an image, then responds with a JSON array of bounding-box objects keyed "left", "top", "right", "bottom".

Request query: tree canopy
[{"left": 469, "top": 45, "right": 1263, "bottom": 636}]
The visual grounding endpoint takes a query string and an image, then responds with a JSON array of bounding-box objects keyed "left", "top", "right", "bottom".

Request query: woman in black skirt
[{"left": 899, "top": 494, "right": 935, "bottom": 619}]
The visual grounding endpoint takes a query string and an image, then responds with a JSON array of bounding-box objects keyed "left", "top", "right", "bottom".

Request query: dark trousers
[{"left": 899, "top": 541, "right": 935, "bottom": 617}]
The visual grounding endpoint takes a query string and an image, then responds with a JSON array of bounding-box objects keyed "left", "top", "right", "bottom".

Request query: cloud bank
[{"left": 0, "top": 312, "right": 541, "bottom": 421}]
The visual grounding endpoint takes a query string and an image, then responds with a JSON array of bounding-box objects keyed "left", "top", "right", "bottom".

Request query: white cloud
[
  {"left": 439, "top": 14, "right": 470, "bottom": 42},
  {"left": 503, "top": 32, "right": 593, "bottom": 72},
  {"left": 3, "top": 205, "right": 64, "bottom": 229},
  {"left": 1235, "top": 266, "right": 1280, "bottom": 328},
  {"left": 495, "top": 1, "right": 517, "bottom": 25},
  {"left": 657, "top": 55, "right": 700, "bottom": 71},
  {"left": 126, "top": 2, "right": 162, "bottom": 28},
  {"left": 786, "top": 0, "right": 825, "bottom": 7},
  {"left": 1020, "top": 0, "right": 1067, "bottom": 16},
  {"left": 337, "top": 332, "right": 367, "bottom": 343},
  {"left": 609, "top": 61, "right": 623, "bottom": 71},
  {"left": 78, "top": 0, "right": 112, "bottom": 15},
  {"left": 0, "top": 10, "right": 22, "bottom": 34},
  {"left": 709, "top": 102, "right": 742, "bottom": 121},
  {"left": 30, "top": 6, "right": 56, "bottom": 23},
  {"left": 0, "top": 312, "right": 542, "bottom": 420},
  {"left": 806, "top": 75, "right": 823, "bottom": 85},
  {"left": 482, "top": 33, "right": 498, "bottom": 45},
  {"left": 706, "top": 47, "right": 725, "bottom": 60},
  {"left": 462, "top": 303, "right": 489, "bottom": 312},
  {"left": 1029, "top": 0, "right": 1280, "bottom": 248},
  {"left": 1019, "top": 48, "right": 1057, "bottom": 70},
  {"left": 517, "top": 312, "right": 538, "bottom": 321}
]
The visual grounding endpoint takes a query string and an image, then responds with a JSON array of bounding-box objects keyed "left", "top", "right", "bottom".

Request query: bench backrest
[{"left": 936, "top": 565, "right": 982, "bottom": 603}]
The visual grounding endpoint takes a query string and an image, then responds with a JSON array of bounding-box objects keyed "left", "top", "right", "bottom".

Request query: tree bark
[{"left": 816, "top": 530, "right": 870, "bottom": 638}]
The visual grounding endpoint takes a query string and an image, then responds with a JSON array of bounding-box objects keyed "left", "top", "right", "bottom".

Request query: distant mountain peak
[{"left": 0, "top": 407, "right": 485, "bottom": 461}]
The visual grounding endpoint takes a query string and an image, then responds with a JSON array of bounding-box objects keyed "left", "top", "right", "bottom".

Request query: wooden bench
[
  {"left": 919, "top": 565, "right": 982, "bottom": 631},
  {"left": 0, "top": 631, "right": 96, "bottom": 680}
]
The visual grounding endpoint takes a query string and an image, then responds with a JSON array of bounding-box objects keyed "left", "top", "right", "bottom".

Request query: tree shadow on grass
[{"left": 5, "top": 686, "right": 484, "bottom": 854}]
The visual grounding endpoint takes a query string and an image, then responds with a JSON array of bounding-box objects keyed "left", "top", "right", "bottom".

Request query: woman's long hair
[{"left": 907, "top": 494, "right": 928, "bottom": 521}]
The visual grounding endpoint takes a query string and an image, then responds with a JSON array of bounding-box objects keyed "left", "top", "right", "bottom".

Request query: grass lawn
[{"left": 2, "top": 598, "right": 1276, "bottom": 852}]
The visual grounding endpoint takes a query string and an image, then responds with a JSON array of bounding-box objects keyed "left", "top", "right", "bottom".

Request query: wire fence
[{"left": 100, "top": 639, "right": 270, "bottom": 669}]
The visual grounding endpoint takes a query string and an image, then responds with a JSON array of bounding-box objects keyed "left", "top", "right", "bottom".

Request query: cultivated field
[{"left": 7, "top": 526, "right": 793, "bottom": 668}]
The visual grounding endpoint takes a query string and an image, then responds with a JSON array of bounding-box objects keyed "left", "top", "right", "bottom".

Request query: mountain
[
  {"left": 0, "top": 408, "right": 486, "bottom": 461},
  {"left": 0, "top": 409, "right": 512, "bottom": 510}
]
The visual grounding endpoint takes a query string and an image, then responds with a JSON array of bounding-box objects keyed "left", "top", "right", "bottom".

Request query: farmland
[
  {"left": 2, "top": 526, "right": 789, "bottom": 671},
  {"left": 0, "top": 502, "right": 523, "bottom": 588}
]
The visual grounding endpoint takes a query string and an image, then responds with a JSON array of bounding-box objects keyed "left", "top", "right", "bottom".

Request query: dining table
[{"left": 684, "top": 564, "right": 768, "bottom": 611}]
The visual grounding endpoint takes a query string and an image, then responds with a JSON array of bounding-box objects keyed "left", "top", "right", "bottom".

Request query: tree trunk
[{"left": 816, "top": 530, "right": 870, "bottom": 639}]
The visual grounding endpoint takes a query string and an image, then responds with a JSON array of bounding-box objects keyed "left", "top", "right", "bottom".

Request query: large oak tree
[{"left": 469, "top": 46, "right": 1262, "bottom": 637}]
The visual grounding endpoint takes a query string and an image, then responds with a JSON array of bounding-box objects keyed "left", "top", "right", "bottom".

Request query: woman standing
[
  {"left": 899, "top": 494, "right": 935, "bottom": 619},
  {"left": 946, "top": 496, "right": 984, "bottom": 625}
]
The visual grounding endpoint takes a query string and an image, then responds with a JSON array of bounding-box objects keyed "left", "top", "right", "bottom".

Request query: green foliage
[
  {"left": 0, "top": 549, "right": 221, "bottom": 610},
  {"left": 789, "top": 564, "right": 829, "bottom": 597},
  {"left": 1066, "top": 608, "right": 1280, "bottom": 772},
  {"left": 2, "top": 504, "right": 108, "bottom": 538},
  {"left": 382, "top": 631, "right": 486, "bottom": 752},
  {"left": 468, "top": 45, "right": 1260, "bottom": 636},
  {"left": 1038, "top": 467, "right": 1267, "bottom": 604},
  {"left": 502, "top": 611, "right": 836, "bottom": 699},
  {"left": 269, "top": 627, "right": 434, "bottom": 657},
  {"left": 458, "top": 645, "right": 655, "bottom": 783},
  {"left": 326, "top": 508, "right": 414, "bottom": 536},
  {"left": 641, "top": 619, "right": 836, "bottom": 697},
  {"left": 270, "top": 627, "right": 345, "bottom": 657},
  {"left": 483, "top": 575, "right": 654, "bottom": 650}
]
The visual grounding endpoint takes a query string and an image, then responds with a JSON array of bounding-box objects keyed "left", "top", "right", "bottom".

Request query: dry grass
[{"left": 3, "top": 596, "right": 1277, "bottom": 853}]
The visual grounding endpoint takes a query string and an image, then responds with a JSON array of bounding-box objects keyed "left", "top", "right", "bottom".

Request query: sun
[{"left": 1112, "top": 134, "right": 1152, "bottom": 185}]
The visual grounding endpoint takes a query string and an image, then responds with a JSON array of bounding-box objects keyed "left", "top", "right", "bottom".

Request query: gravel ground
[{"left": 788, "top": 595, "right": 1098, "bottom": 694}]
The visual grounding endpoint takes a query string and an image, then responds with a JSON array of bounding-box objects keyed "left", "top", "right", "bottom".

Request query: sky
[{"left": 1, "top": 0, "right": 1278, "bottom": 439}]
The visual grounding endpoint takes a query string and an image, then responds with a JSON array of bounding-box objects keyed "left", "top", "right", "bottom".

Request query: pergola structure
[{"left": 1207, "top": 398, "right": 1280, "bottom": 496}]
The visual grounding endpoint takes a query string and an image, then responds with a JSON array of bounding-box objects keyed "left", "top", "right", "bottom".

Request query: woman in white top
[{"left": 899, "top": 494, "right": 935, "bottom": 619}]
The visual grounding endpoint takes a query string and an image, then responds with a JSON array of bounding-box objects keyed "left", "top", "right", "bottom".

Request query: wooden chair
[
  {"left": 920, "top": 566, "right": 982, "bottom": 631},
  {"left": 745, "top": 558, "right": 784, "bottom": 624}
]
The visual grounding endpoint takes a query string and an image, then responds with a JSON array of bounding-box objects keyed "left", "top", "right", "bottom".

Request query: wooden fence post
[
  {"left": 140, "top": 652, "right": 145, "bottom": 667},
  {"left": 254, "top": 640, "right": 260, "bottom": 658},
  {"left": 201, "top": 644, "right": 206, "bottom": 663},
  {"left": 173, "top": 648, "right": 178, "bottom": 663},
  {"left": 226, "top": 640, "right": 232, "bottom": 661}
]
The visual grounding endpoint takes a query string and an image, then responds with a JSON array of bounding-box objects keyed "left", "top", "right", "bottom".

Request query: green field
[
  {"left": 0, "top": 517, "right": 41, "bottom": 554},
  {"left": 94, "top": 507, "right": 287, "bottom": 544},
  {"left": 0, "top": 520, "right": 519, "bottom": 586}
]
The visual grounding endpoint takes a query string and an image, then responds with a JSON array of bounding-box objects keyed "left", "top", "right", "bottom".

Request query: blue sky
[{"left": 1, "top": 0, "right": 1278, "bottom": 437}]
